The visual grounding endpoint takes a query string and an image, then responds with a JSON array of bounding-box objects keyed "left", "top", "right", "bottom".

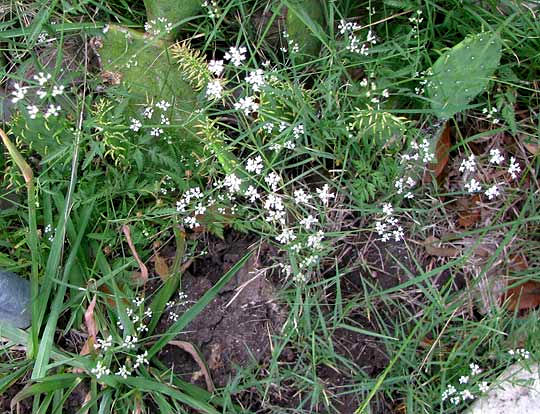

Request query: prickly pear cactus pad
[
  {"left": 143, "top": 0, "right": 203, "bottom": 39},
  {"left": 97, "top": 25, "right": 198, "bottom": 123},
  {"left": 426, "top": 32, "right": 502, "bottom": 119},
  {"left": 286, "top": 0, "right": 325, "bottom": 62},
  {"left": 0, "top": 269, "right": 31, "bottom": 329}
]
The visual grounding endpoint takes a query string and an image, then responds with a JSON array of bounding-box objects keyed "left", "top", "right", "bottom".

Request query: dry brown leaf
[
  {"left": 457, "top": 194, "right": 481, "bottom": 228},
  {"left": 423, "top": 236, "right": 459, "bottom": 257},
  {"left": 504, "top": 281, "right": 540, "bottom": 311},
  {"left": 153, "top": 253, "right": 170, "bottom": 281},
  {"left": 424, "top": 122, "right": 451, "bottom": 184},
  {"left": 80, "top": 295, "right": 97, "bottom": 356},
  {"left": 168, "top": 340, "right": 215, "bottom": 392},
  {"left": 122, "top": 224, "right": 148, "bottom": 285}
]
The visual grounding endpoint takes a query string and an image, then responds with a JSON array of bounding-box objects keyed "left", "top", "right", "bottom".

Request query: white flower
[
  {"left": 300, "top": 215, "right": 318, "bottom": 230},
  {"left": 11, "top": 83, "right": 28, "bottom": 103},
  {"left": 95, "top": 335, "right": 113, "bottom": 351},
  {"left": 264, "top": 172, "right": 281, "bottom": 192},
  {"left": 485, "top": 184, "right": 499, "bottom": 200},
  {"left": 122, "top": 335, "right": 137, "bottom": 349},
  {"left": 136, "top": 323, "right": 148, "bottom": 333},
  {"left": 460, "top": 389, "right": 474, "bottom": 401},
  {"left": 442, "top": 384, "right": 457, "bottom": 401},
  {"left": 283, "top": 140, "right": 295, "bottom": 150},
  {"left": 264, "top": 193, "right": 284, "bottom": 212},
  {"left": 129, "top": 118, "right": 142, "bottom": 132},
  {"left": 208, "top": 59, "right": 224, "bottom": 76},
  {"left": 292, "top": 124, "right": 304, "bottom": 139},
  {"left": 382, "top": 203, "right": 394, "bottom": 216},
  {"left": 459, "top": 154, "right": 476, "bottom": 174},
  {"left": 43, "top": 104, "right": 60, "bottom": 118},
  {"left": 382, "top": 89, "right": 389, "bottom": 98},
  {"left": 508, "top": 157, "right": 520, "bottom": 179},
  {"left": 246, "top": 156, "right": 263, "bottom": 175},
  {"left": 307, "top": 231, "right": 324, "bottom": 250},
  {"left": 316, "top": 184, "right": 334, "bottom": 205},
  {"left": 244, "top": 185, "right": 260, "bottom": 202},
  {"left": 116, "top": 365, "right": 131, "bottom": 379},
  {"left": 465, "top": 178, "right": 481, "bottom": 193},
  {"left": 245, "top": 69, "right": 265, "bottom": 91},
  {"left": 366, "top": 30, "right": 377, "bottom": 44},
  {"left": 234, "top": 96, "right": 259, "bottom": 116},
  {"left": 37, "top": 89, "right": 48, "bottom": 99},
  {"left": 184, "top": 216, "right": 199, "bottom": 229},
  {"left": 262, "top": 122, "right": 274, "bottom": 133},
  {"left": 155, "top": 100, "right": 171, "bottom": 111},
  {"left": 470, "top": 363, "right": 482, "bottom": 376},
  {"left": 479, "top": 381, "right": 489, "bottom": 393},
  {"left": 224, "top": 46, "right": 247, "bottom": 67},
  {"left": 393, "top": 226, "right": 404, "bottom": 241},
  {"left": 160, "top": 114, "right": 170, "bottom": 125},
  {"left": 52, "top": 85, "right": 64, "bottom": 96},
  {"left": 27, "top": 105, "right": 39, "bottom": 119},
  {"left": 223, "top": 174, "right": 242, "bottom": 194},
  {"left": 34, "top": 72, "right": 51, "bottom": 86},
  {"left": 150, "top": 128, "right": 164, "bottom": 137},
  {"left": 293, "top": 189, "right": 312, "bottom": 205},
  {"left": 459, "top": 375, "right": 469, "bottom": 384},
  {"left": 142, "top": 106, "right": 154, "bottom": 119},
  {"left": 91, "top": 360, "right": 110, "bottom": 379},
  {"left": 133, "top": 351, "right": 149, "bottom": 369},
  {"left": 489, "top": 148, "right": 504, "bottom": 165},
  {"left": 276, "top": 228, "right": 296, "bottom": 245},
  {"left": 206, "top": 79, "right": 223, "bottom": 100}
]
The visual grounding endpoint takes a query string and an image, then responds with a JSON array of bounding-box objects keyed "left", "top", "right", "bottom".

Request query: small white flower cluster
[
  {"left": 208, "top": 59, "right": 224, "bottom": 76},
  {"left": 413, "top": 68, "right": 433, "bottom": 96},
  {"left": 166, "top": 291, "right": 189, "bottom": 322},
  {"left": 375, "top": 203, "right": 404, "bottom": 242},
  {"left": 91, "top": 295, "right": 155, "bottom": 381},
  {"left": 338, "top": 19, "right": 373, "bottom": 55},
  {"left": 224, "top": 46, "right": 247, "bottom": 67},
  {"left": 482, "top": 106, "right": 500, "bottom": 125},
  {"left": 11, "top": 72, "right": 66, "bottom": 119},
  {"left": 176, "top": 187, "right": 205, "bottom": 228},
  {"left": 458, "top": 151, "right": 521, "bottom": 199},
  {"left": 280, "top": 31, "right": 299, "bottom": 54},
  {"left": 358, "top": 78, "right": 390, "bottom": 105},
  {"left": 144, "top": 17, "right": 173, "bottom": 37},
  {"left": 44, "top": 224, "right": 55, "bottom": 242},
  {"left": 130, "top": 99, "right": 172, "bottom": 138},
  {"left": 409, "top": 10, "right": 424, "bottom": 38},
  {"left": 234, "top": 96, "right": 259, "bottom": 116},
  {"left": 508, "top": 348, "right": 530, "bottom": 360},
  {"left": 159, "top": 175, "right": 176, "bottom": 195},
  {"left": 245, "top": 69, "right": 265, "bottom": 92},
  {"left": 202, "top": 0, "right": 221, "bottom": 19},
  {"left": 442, "top": 362, "right": 488, "bottom": 406}
]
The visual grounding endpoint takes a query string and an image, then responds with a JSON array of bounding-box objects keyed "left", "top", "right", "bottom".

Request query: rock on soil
[{"left": 466, "top": 362, "right": 540, "bottom": 414}]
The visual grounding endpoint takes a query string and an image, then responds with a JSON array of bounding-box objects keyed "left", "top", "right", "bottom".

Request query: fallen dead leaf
[
  {"left": 168, "top": 340, "right": 215, "bottom": 392},
  {"left": 423, "top": 122, "right": 451, "bottom": 184},
  {"left": 153, "top": 252, "right": 170, "bottom": 281},
  {"left": 457, "top": 194, "right": 482, "bottom": 228},
  {"left": 80, "top": 295, "right": 97, "bottom": 356},
  {"left": 504, "top": 281, "right": 540, "bottom": 311},
  {"left": 423, "top": 236, "right": 459, "bottom": 257},
  {"left": 122, "top": 224, "right": 148, "bottom": 285}
]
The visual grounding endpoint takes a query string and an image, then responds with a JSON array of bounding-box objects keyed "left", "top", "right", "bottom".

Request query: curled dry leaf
[
  {"left": 80, "top": 295, "right": 97, "bottom": 356},
  {"left": 168, "top": 340, "right": 215, "bottom": 392},
  {"left": 423, "top": 236, "right": 459, "bottom": 257},
  {"left": 423, "top": 122, "right": 451, "bottom": 184},
  {"left": 153, "top": 252, "right": 170, "bottom": 281},
  {"left": 122, "top": 224, "right": 148, "bottom": 285}
]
